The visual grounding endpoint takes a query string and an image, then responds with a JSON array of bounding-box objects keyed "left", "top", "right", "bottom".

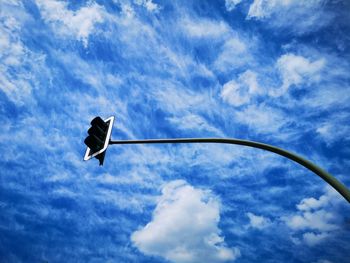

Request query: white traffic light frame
[{"left": 84, "top": 116, "right": 115, "bottom": 161}]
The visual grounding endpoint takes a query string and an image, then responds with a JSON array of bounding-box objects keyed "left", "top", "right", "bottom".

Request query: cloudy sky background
[{"left": 1, "top": 0, "right": 350, "bottom": 262}]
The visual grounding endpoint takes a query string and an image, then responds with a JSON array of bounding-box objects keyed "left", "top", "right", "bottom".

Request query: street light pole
[{"left": 110, "top": 137, "right": 350, "bottom": 203}]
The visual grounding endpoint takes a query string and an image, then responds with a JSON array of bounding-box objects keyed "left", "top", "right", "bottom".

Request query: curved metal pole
[{"left": 110, "top": 138, "right": 350, "bottom": 203}]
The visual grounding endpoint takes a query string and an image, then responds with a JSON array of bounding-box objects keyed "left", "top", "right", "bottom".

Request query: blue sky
[{"left": 1, "top": 0, "right": 350, "bottom": 262}]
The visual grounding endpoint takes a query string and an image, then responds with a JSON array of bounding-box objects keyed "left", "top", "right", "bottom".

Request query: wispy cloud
[
  {"left": 0, "top": 2, "right": 44, "bottom": 105},
  {"left": 167, "top": 114, "right": 225, "bottom": 136},
  {"left": 246, "top": 0, "right": 334, "bottom": 34}
]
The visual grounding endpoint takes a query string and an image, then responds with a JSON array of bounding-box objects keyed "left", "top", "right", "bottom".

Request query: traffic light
[{"left": 83, "top": 116, "right": 114, "bottom": 166}]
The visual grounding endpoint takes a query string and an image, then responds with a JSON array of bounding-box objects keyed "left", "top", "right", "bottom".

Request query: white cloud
[
  {"left": 239, "top": 70, "right": 260, "bottom": 93},
  {"left": 297, "top": 196, "right": 327, "bottom": 211},
  {"left": 302, "top": 232, "right": 330, "bottom": 246},
  {"left": 134, "top": 0, "right": 160, "bottom": 12},
  {"left": 180, "top": 17, "right": 230, "bottom": 39},
  {"left": 36, "top": 0, "right": 106, "bottom": 47},
  {"left": 247, "top": 0, "right": 332, "bottom": 34},
  {"left": 246, "top": 212, "right": 270, "bottom": 229},
  {"left": 247, "top": 0, "right": 276, "bottom": 19},
  {"left": 221, "top": 70, "right": 260, "bottom": 106},
  {"left": 214, "top": 36, "right": 250, "bottom": 72},
  {"left": 284, "top": 188, "right": 344, "bottom": 246},
  {"left": 296, "top": 186, "right": 343, "bottom": 211},
  {"left": 273, "top": 53, "right": 325, "bottom": 96},
  {"left": 131, "top": 180, "right": 240, "bottom": 263},
  {"left": 235, "top": 104, "right": 287, "bottom": 135},
  {"left": 286, "top": 210, "right": 339, "bottom": 232},
  {"left": 225, "top": 0, "right": 242, "bottom": 11}
]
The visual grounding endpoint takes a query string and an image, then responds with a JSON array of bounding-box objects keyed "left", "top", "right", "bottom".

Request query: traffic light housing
[{"left": 84, "top": 116, "right": 114, "bottom": 165}]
